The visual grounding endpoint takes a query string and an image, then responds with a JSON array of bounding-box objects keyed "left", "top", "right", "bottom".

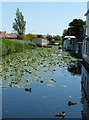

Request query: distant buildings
[
  {"left": 0, "top": 31, "right": 17, "bottom": 39},
  {"left": 63, "top": 35, "right": 77, "bottom": 51},
  {"left": 63, "top": 35, "right": 83, "bottom": 57},
  {"left": 64, "top": 3, "right": 89, "bottom": 119},
  {"left": 32, "top": 38, "right": 49, "bottom": 46},
  {"left": 75, "top": 42, "right": 82, "bottom": 57}
]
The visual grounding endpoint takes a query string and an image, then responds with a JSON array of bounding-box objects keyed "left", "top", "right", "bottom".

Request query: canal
[{"left": 1, "top": 46, "right": 83, "bottom": 118}]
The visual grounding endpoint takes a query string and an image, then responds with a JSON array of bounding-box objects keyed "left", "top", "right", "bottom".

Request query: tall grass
[{"left": 1, "top": 38, "right": 36, "bottom": 56}]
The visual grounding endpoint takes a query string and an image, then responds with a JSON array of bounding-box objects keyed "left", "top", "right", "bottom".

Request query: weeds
[{"left": 1, "top": 38, "right": 36, "bottom": 56}]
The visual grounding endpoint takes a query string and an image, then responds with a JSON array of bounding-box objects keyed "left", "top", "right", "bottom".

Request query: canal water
[{"left": 2, "top": 47, "right": 82, "bottom": 118}]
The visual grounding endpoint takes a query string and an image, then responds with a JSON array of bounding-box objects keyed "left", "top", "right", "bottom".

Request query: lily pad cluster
[{"left": 2, "top": 46, "right": 78, "bottom": 88}]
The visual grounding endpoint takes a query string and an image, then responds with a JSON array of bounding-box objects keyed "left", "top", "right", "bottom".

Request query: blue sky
[{"left": 1, "top": 2, "right": 87, "bottom": 36}]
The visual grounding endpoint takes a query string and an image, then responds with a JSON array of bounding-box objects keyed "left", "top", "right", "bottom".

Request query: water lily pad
[{"left": 2, "top": 47, "right": 79, "bottom": 88}]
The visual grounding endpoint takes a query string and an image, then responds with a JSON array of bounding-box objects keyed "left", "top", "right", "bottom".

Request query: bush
[
  {"left": 25, "top": 33, "right": 37, "bottom": 41},
  {"left": 1, "top": 38, "right": 36, "bottom": 56},
  {"left": 17, "top": 33, "right": 38, "bottom": 41}
]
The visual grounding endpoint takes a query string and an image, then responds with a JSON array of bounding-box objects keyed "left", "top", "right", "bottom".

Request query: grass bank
[{"left": 1, "top": 38, "right": 36, "bottom": 56}]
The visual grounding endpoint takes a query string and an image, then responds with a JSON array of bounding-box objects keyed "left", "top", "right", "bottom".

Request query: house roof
[
  {"left": 0, "top": 32, "right": 17, "bottom": 39},
  {"left": 5, "top": 33, "right": 17, "bottom": 39},
  {"left": 64, "top": 36, "right": 76, "bottom": 39}
]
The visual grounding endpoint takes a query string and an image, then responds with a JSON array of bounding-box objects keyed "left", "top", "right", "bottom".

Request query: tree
[
  {"left": 13, "top": 8, "right": 26, "bottom": 35},
  {"left": 46, "top": 34, "right": 53, "bottom": 44},
  {"left": 69, "top": 19, "right": 86, "bottom": 41},
  {"left": 62, "top": 29, "right": 68, "bottom": 37},
  {"left": 37, "top": 34, "right": 43, "bottom": 38},
  {"left": 62, "top": 29, "right": 68, "bottom": 45},
  {"left": 46, "top": 34, "right": 52, "bottom": 41},
  {"left": 52, "top": 35, "right": 61, "bottom": 41}
]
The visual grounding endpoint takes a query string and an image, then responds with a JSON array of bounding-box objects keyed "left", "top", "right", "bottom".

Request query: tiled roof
[
  {"left": 6, "top": 33, "right": 17, "bottom": 39},
  {"left": 0, "top": 32, "right": 17, "bottom": 39}
]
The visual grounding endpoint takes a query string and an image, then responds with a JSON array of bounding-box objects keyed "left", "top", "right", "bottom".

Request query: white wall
[
  {"left": 42, "top": 39, "right": 49, "bottom": 46},
  {"left": 63, "top": 39, "right": 70, "bottom": 49},
  {"left": 82, "top": 39, "right": 89, "bottom": 65},
  {"left": 63, "top": 39, "right": 75, "bottom": 51},
  {"left": 32, "top": 38, "right": 48, "bottom": 46},
  {"left": 81, "top": 3, "right": 89, "bottom": 119},
  {"left": 82, "top": 2, "right": 89, "bottom": 64},
  {"left": 86, "top": 2, "right": 89, "bottom": 37}
]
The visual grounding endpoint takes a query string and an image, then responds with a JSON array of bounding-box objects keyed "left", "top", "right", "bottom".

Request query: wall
[
  {"left": 86, "top": 1, "right": 89, "bottom": 37},
  {"left": 32, "top": 38, "right": 48, "bottom": 46},
  {"left": 81, "top": 63, "right": 89, "bottom": 120},
  {"left": 82, "top": 2, "right": 89, "bottom": 64},
  {"left": 81, "top": 2, "right": 89, "bottom": 120},
  {"left": 63, "top": 39, "right": 76, "bottom": 51},
  {"left": 32, "top": 38, "right": 42, "bottom": 46},
  {"left": 42, "top": 39, "right": 49, "bottom": 46}
]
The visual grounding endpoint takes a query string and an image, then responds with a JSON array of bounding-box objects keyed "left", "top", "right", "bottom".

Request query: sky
[{"left": 1, "top": 2, "right": 87, "bottom": 36}]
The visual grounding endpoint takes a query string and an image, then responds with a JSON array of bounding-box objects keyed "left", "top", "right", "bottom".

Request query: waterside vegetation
[
  {"left": 2, "top": 46, "right": 79, "bottom": 88},
  {"left": 1, "top": 38, "right": 36, "bottom": 56}
]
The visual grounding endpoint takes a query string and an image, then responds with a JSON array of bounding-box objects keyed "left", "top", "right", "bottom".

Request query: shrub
[{"left": 1, "top": 38, "right": 36, "bottom": 56}]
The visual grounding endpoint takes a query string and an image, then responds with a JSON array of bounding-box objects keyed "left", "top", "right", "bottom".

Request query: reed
[{"left": 1, "top": 38, "right": 36, "bottom": 56}]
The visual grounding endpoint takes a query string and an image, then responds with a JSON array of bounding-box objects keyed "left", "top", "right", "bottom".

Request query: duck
[
  {"left": 25, "top": 88, "right": 31, "bottom": 92},
  {"left": 55, "top": 111, "right": 65, "bottom": 118},
  {"left": 68, "top": 101, "right": 77, "bottom": 106},
  {"left": 40, "top": 80, "right": 43, "bottom": 83}
]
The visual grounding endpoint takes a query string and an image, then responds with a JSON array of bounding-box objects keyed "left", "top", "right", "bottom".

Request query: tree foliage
[
  {"left": 52, "top": 35, "right": 61, "bottom": 41},
  {"left": 13, "top": 8, "right": 26, "bottom": 35},
  {"left": 46, "top": 35, "right": 52, "bottom": 41},
  {"left": 37, "top": 34, "right": 43, "bottom": 38},
  {"left": 69, "top": 19, "right": 86, "bottom": 41},
  {"left": 17, "top": 33, "right": 38, "bottom": 40},
  {"left": 26, "top": 33, "right": 37, "bottom": 40},
  {"left": 62, "top": 29, "right": 68, "bottom": 37}
]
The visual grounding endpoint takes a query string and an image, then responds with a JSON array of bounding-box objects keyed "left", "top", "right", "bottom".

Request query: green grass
[{"left": 1, "top": 38, "right": 36, "bottom": 56}]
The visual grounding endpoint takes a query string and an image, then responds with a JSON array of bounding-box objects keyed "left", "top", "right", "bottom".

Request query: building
[
  {"left": 81, "top": 2, "right": 89, "bottom": 120},
  {"left": 82, "top": 1, "right": 89, "bottom": 65},
  {"left": 63, "top": 36, "right": 77, "bottom": 51},
  {"left": 0, "top": 32, "right": 17, "bottom": 39},
  {"left": 32, "top": 38, "right": 49, "bottom": 46},
  {"left": 5, "top": 33, "right": 17, "bottom": 39},
  {"left": 82, "top": 37, "right": 89, "bottom": 64},
  {"left": 75, "top": 42, "right": 83, "bottom": 57}
]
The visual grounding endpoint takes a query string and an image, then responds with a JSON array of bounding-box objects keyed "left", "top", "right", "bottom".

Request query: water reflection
[
  {"left": 81, "top": 61, "right": 89, "bottom": 120},
  {"left": 67, "top": 60, "right": 82, "bottom": 75},
  {"left": 2, "top": 48, "right": 78, "bottom": 88},
  {"left": 2, "top": 49, "right": 82, "bottom": 118}
]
